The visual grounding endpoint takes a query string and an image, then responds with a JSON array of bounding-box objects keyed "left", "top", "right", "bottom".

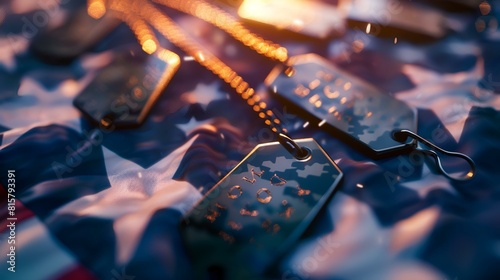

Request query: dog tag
[
  {"left": 73, "top": 47, "right": 180, "bottom": 128},
  {"left": 346, "top": 0, "right": 449, "bottom": 42},
  {"left": 238, "top": 0, "right": 346, "bottom": 38},
  {"left": 266, "top": 54, "right": 417, "bottom": 158},
  {"left": 181, "top": 138, "right": 343, "bottom": 279},
  {"left": 30, "top": 6, "right": 121, "bottom": 64}
]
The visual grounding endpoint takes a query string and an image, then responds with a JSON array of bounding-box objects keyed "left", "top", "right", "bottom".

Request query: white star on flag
[
  {"left": 0, "top": 77, "right": 86, "bottom": 147},
  {"left": 0, "top": 51, "right": 115, "bottom": 147},
  {"left": 0, "top": 35, "right": 28, "bottom": 71},
  {"left": 180, "top": 82, "right": 229, "bottom": 110},
  {"left": 396, "top": 57, "right": 500, "bottom": 142},
  {"left": 55, "top": 136, "right": 202, "bottom": 265},
  {"left": 176, "top": 117, "right": 217, "bottom": 136},
  {"left": 400, "top": 164, "right": 457, "bottom": 198},
  {"left": 283, "top": 193, "right": 441, "bottom": 279}
]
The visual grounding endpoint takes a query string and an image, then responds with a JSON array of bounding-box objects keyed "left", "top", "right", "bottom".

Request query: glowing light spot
[
  {"left": 100, "top": 118, "right": 112, "bottom": 128},
  {"left": 318, "top": 119, "right": 326, "bottom": 127},
  {"left": 183, "top": 56, "right": 195, "bottom": 61},
  {"left": 142, "top": 39, "right": 157, "bottom": 54},
  {"left": 356, "top": 183, "right": 364, "bottom": 188},
  {"left": 366, "top": 23, "right": 371, "bottom": 34},
  {"left": 157, "top": 49, "right": 180, "bottom": 64},
  {"left": 303, "top": 121, "right": 310, "bottom": 128},
  {"left": 285, "top": 67, "right": 295, "bottom": 77},
  {"left": 292, "top": 18, "right": 304, "bottom": 29},
  {"left": 87, "top": 0, "right": 106, "bottom": 19},
  {"left": 196, "top": 51, "right": 205, "bottom": 62}
]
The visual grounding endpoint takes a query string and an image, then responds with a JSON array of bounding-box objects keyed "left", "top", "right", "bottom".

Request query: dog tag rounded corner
[
  {"left": 266, "top": 54, "right": 418, "bottom": 158},
  {"left": 73, "top": 48, "right": 181, "bottom": 129},
  {"left": 180, "top": 138, "right": 342, "bottom": 278}
]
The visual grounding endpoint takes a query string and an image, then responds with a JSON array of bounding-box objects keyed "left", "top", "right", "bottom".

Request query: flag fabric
[{"left": 1, "top": 1, "right": 500, "bottom": 279}]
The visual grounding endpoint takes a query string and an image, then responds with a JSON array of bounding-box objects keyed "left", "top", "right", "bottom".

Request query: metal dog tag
[
  {"left": 73, "top": 47, "right": 180, "bottom": 128},
  {"left": 266, "top": 54, "right": 417, "bottom": 158},
  {"left": 181, "top": 138, "right": 343, "bottom": 279},
  {"left": 30, "top": 6, "right": 121, "bottom": 64},
  {"left": 346, "top": 0, "right": 449, "bottom": 42},
  {"left": 238, "top": 0, "right": 346, "bottom": 38}
]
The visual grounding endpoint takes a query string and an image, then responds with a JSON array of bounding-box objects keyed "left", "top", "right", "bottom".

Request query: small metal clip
[
  {"left": 277, "top": 133, "right": 311, "bottom": 160},
  {"left": 392, "top": 129, "right": 476, "bottom": 181}
]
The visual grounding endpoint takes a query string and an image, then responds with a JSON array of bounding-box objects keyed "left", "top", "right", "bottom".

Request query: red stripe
[
  {"left": 55, "top": 265, "right": 98, "bottom": 280},
  {"left": 0, "top": 183, "right": 35, "bottom": 233}
]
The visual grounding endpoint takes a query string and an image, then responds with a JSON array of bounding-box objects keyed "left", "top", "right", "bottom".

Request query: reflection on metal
[
  {"left": 270, "top": 174, "right": 287, "bottom": 186},
  {"left": 228, "top": 185, "right": 243, "bottom": 199},
  {"left": 256, "top": 188, "right": 272, "bottom": 204}
]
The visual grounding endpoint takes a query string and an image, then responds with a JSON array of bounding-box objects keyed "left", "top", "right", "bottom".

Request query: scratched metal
[
  {"left": 266, "top": 54, "right": 417, "bottom": 156},
  {"left": 181, "top": 138, "right": 343, "bottom": 279}
]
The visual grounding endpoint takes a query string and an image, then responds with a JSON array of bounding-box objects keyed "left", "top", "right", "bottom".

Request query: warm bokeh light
[
  {"left": 155, "top": 0, "right": 288, "bottom": 62},
  {"left": 87, "top": 0, "right": 107, "bottom": 19},
  {"left": 142, "top": 39, "right": 157, "bottom": 54},
  {"left": 479, "top": 1, "right": 491, "bottom": 15},
  {"left": 157, "top": 48, "right": 180, "bottom": 64},
  {"left": 365, "top": 23, "right": 371, "bottom": 34}
]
